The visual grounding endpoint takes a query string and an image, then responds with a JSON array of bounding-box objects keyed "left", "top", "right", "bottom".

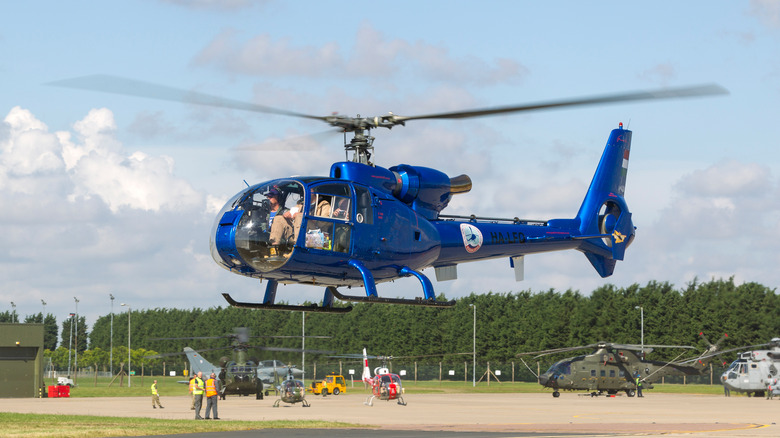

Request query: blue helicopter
[{"left": 53, "top": 76, "right": 726, "bottom": 312}]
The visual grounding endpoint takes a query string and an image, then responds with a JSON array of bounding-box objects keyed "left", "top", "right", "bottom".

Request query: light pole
[
  {"left": 10, "top": 302, "right": 16, "bottom": 323},
  {"left": 121, "top": 303, "right": 131, "bottom": 387},
  {"left": 74, "top": 297, "right": 79, "bottom": 382},
  {"left": 110, "top": 294, "right": 114, "bottom": 376},
  {"left": 469, "top": 303, "right": 476, "bottom": 387},
  {"left": 635, "top": 305, "right": 644, "bottom": 359},
  {"left": 67, "top": 313, "right": 75, "bottom": 377},
  {"left": 41, "top": 300, "right": 46, "bottom": 318}
]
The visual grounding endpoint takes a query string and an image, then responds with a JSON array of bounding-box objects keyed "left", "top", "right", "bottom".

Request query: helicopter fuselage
[
  {"left": 720, "top": 341, "right": 780, "bottom": 396},
  {"left": 211, "top": 127, "right": 635, "bottom": 308},
  {"left": 538, "top": 347, "right": 709, "bottom": 397}
]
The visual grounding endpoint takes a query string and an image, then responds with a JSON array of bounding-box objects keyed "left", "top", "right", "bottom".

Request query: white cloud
[
  {"left": 0, "top": 107, "right": 234, "bottom": 325},
  {"left": 192, "top": 23, "right": 527, "bottom": 86},
  {"left": 750, "top": 0, "right": 780, "bottom": 29}
]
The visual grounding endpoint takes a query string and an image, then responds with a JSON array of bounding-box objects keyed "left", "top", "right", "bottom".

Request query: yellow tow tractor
[{"left": 309, "top": 374, "right": 347, "bottom": 395}]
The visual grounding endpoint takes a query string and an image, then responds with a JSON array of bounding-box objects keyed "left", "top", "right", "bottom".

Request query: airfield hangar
[{"left": 0, "top": 323, "right": 45, "bottom": 398}]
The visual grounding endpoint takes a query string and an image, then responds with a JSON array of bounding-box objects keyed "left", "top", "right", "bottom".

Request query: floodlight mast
[
  {"left": 121, "top": 303, "right": 131, "bottom": 387},
  {"left": 110, "top": 294, "right": 114, "bottom": 376}
]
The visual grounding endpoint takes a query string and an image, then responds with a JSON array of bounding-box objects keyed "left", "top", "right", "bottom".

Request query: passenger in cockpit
[
  {"left": 292, "top": 198, "right": 304, "bottom": 242},
  {"left": 314, "top": 195, "right": 332, "bottom": 217},
  {"left": 266, "top": 188, "right": 293, "bottom": 258},
  {"left": 333, "top": 197, "right": 350, "bottom": 220}
]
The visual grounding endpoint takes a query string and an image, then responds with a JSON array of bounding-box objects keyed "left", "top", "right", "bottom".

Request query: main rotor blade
[
  {"left": 150, "top": 346, "right": 233, "bottom": 358},
  {"left": 395, "top": 84, "right": 728, "bottom": 122},
  {"left": 516, "top": 344, "right": 600, "bottom": 358},
  {"left": 608, "top": 343, "right": 695, "bottom": 351},
  {"left": 252, "top": 346, "right": 334, "bottom": 355},
  {"left": 49, "top": 74, "right": 324, "bottom": 121}
]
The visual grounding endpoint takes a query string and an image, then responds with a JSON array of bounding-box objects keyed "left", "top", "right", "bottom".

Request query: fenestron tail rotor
[{"left": 50, "top": 74, "right": 728, "bottom": 167}]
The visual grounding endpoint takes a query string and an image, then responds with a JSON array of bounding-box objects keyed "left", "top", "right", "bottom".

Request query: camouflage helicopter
[
  {"left": 273, "top": 365, "right": 310, "bottom": 407},
  {"left": 151, "top": 328, "right": 329, "bottom": 400},
  {"left": 518, "top": 333, "right": 728, "bottom": 397}
]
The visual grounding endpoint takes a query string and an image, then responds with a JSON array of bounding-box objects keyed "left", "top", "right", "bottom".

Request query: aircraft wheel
[
  {"left": 626, "top": 389, "right": 635, "bottom": 397},
  {"left": 552, "top": 391, "right": 560, "bottom": 397},
  {"left": 333, "top": 388, "right": 340, "bottom": 395}
]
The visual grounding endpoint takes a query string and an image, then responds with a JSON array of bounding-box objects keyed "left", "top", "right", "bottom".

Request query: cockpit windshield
[
  {"left": 211, "top": 179, "right": 304, "bottom": 272},
  {"left": 282, "top": 379, "right": 305, "bottom": 398},
  {"left": 544, "top": 360, "right": 572, "bottom": 376}
]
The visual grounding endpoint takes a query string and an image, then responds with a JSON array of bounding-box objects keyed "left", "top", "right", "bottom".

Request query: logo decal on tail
[{"left": 460, "top": 223, "right": 483, "bottom": 253}]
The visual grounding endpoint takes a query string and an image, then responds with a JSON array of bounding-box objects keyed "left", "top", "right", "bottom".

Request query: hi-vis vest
[
  {"left": 192, "top": 377, "right": 205, "bottom": 395},
  {"left": 151, "top": 383, "right": 158, "bottom": 395},
  {"left": 205, "top": 378, "right": 217, "bottom": 397},
  {"left": 189, "top": 378, "right": 196, "bottom": 393}
]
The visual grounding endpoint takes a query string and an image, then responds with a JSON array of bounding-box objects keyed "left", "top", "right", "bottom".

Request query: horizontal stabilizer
[{"left": 610, "top": 211, "right": 633, "bottom": 261}]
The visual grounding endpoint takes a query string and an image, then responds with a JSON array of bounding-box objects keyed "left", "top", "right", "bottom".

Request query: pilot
[{"left": 266, "top": 188, "right": 293, "bottom": 258}]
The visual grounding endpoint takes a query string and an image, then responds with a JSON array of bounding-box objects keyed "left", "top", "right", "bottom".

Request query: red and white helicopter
[{"left": 361, "top": 348, "right": 406, "bottom": 406}]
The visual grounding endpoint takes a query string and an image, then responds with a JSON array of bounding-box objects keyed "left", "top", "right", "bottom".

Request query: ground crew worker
[
  {"left": 188, "top": 373, "right": 197, "bottom": 410},
  {"left": 192, "top": 371, "right": 205, "bottom": 420},
  {"left": 151, "top": 379, "right": 164, "bottom": 409},
  {"left": 635, "top": 372, "right": 644, "bottom": 397},
  {"left": 204, "top": 372, "right": 220, "bottom": 420}
]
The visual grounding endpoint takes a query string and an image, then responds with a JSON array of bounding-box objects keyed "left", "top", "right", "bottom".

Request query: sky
[{"left": 2, "top": 1, "right": 780, "bottom": 332}]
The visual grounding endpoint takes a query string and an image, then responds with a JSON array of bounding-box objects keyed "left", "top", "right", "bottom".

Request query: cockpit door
[{"left": 304, "top": 182, "right": 354, "bottom": 254}]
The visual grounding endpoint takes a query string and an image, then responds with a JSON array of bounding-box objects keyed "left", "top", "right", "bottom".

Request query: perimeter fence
[
  {"left": 304, "top": 360, "right": 730, "bottom": 386},
  {"left": 54, "top": 360, "right": 730, "bottom": 387}
]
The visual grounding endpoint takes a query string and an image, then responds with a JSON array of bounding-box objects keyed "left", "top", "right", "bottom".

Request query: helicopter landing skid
[
  {"left": 327, "top": 287, "right": 456, "bottom": 308},
  {"left": 221, "top": 293, "right": 353, "bottom": 313}
]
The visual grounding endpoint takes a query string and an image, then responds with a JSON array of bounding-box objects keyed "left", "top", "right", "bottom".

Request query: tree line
[{"left": 5, "top": 277, "right": 779, "bottom": 374}]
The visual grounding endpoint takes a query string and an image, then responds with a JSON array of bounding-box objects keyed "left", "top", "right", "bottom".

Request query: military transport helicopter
[
  {"left": 152, "top": 328, "right": 329, "bottom": 399},
  {"left": 720, "top": 337, "right": 780, "bottom": 397},
  {"left": 273, "top": 365, "right": 310, "bottom": 407},
  {"left": 53, "top": 75, "right": 727, "bottom": 312},
  {"left": 182, "top": 348, "right": 305, "bottom": 397},
  {"left": 518, "top": 333, "right": 728, "bottom": 397}
]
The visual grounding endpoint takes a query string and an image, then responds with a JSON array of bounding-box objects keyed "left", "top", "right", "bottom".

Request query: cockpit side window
[
  {"left": 306, "top": 182, "right": 352, "bottom": 253},
  {"left": 354, "top": 185, "right": 373, "bottom": 224}
]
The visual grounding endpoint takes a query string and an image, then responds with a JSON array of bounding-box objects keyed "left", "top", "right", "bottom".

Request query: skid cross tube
[
  {"left": 222, "top": 292, "right": 352, "bottom": 313},
  {"left": 326, "top": 286, "right": 455, "bottom": 307}
]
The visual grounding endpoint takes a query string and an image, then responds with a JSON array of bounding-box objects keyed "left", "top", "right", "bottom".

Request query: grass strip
[{"left": 0, "top": 413, "right": 366, "bottom": 438}]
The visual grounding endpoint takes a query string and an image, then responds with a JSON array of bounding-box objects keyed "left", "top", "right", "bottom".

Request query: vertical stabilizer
[
  {"left": 576, "top": 124, "right": 635, "bottom": 276},
  {"left": 183, "top": 347, "right": 221, "bottom": 376},
  {"left": 362, "top": 348, "right": 372, "bottom": 383}
]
